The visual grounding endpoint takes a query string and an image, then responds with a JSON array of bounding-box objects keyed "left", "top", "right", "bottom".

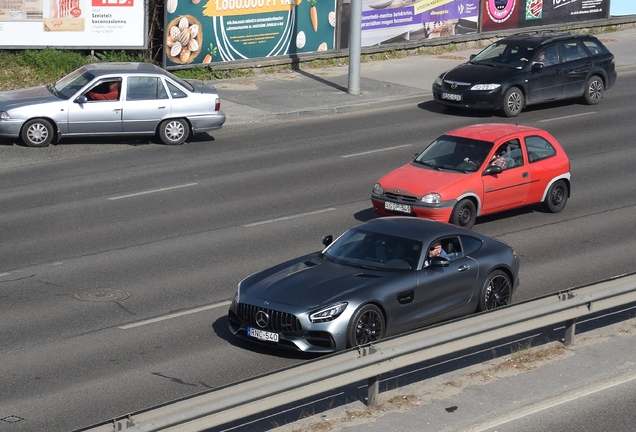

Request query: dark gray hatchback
[{"left": 432, "top": 31, "right": 617, "bottom": 117}]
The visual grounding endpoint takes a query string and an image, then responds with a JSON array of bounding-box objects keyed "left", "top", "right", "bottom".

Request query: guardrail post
[
  {"left": 557, "top": 290, "right": 577, "bottom": 345},
  {"left": 361, "top": 345, "right": 380, "bottom": 406},
  {"left": 367, "top": 375, "right": 379, "bottom": 406},
  {"left": 564, "top": 318, "right": 576, "bottom": 345}
]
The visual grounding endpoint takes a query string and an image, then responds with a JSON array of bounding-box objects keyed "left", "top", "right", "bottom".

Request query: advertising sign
[
  {"left": 164, "top": 0, "right": 337, "bottom": 68},
  {"left": 0, "top": 0, "right": 145, "bottom": 48},
  {"left": 482, "top": 0, "right": 609, "bottom": 32},
  {"left": 358, "top": 0, "right": 479, "bottom": 47}
]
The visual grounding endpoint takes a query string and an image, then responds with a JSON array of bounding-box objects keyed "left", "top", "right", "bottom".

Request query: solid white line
[
  {"left": 108, "top": 183, "right": 198, "bottom": 200},
  {"left": 538, "top": 112, "right": 596, "bottom": 122},
  {"left": 341, "top": 144, "right": 412, "bottom": 158},
  {"left": 243, "top": 208, "right": 337, "bottom": 227},
  {"left": 118, "top": 300, "right": 231, "bottom": 329}
]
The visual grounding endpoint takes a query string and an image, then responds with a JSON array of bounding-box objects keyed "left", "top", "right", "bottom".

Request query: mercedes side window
[{"left": 458, "top": 236, "right": 482, "bottom": 256}]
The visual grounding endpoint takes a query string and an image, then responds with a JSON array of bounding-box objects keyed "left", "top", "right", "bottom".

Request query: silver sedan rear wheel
[{"left": 159, "top": 118, "right": 189, "bottom": 145}]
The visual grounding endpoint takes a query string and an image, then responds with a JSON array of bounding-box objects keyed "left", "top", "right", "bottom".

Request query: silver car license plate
[
  {"left": 385, "top": 201, "right": 412, "bottom": 213},
  {"left": 248, "top": 327, "right": 279, "bottom": 342},
  {"left": 442, "top": 92, "right": 462, "bottom": 101}
]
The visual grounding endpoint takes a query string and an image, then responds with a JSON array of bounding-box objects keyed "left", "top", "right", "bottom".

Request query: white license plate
[
  {"left": 442, "top": 92, "right": 462, "bottom": 101},
  {"left": 248, "top": 327, "right": 279, "bottom": 342},
  {"left": 385, "top": 201, "right": 412, "bottom": 213}
]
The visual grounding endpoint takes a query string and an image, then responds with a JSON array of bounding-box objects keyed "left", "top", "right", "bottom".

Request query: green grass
[{"left": 0, "top": 41, "right": 467, "bottom": 91}]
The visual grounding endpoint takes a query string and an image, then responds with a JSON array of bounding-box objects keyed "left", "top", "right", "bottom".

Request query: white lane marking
[
  {"left": 118, "top": 300, "right": 231, "bottom": 329},
  {"left": 538, "top": 112, "right": 596, "bottom": 122},
  {"left": 462, "top": 369, "right": 636, "bottom": 432},
  {"left": 341, "top": 144, "right": 412, "bottom": 158},
  {"left": 108, "top": 183, "right": 198, "bottom": 200},
  {"left": 243, "top": 208, "right": 337, "bottom": 227}
]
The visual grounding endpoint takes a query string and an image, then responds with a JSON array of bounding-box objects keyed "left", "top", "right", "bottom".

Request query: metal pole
[{"left": 348, "top": 0, "right": 361, "bottom": 95}]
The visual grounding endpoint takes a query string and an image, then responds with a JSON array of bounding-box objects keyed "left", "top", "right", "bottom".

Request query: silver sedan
[{"left": 0, "top": 62, "right": 225, "bottom": 146}]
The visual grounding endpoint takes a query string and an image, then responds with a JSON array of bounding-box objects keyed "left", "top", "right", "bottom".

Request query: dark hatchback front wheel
[
  {"left": 478, "top": 270, "right": 513, "bottom": 312},
  {"left": 501, "top": 87, "right": 524, "bottom": 117},
  {"left": 347, "top": 304, "right": 385, "bottom": 348}
]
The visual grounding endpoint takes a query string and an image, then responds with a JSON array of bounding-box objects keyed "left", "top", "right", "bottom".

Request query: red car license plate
[
  {"left": 248, "top": 327, "right": 279, "bottom": 342},
  {"left": 385, "top": 201, "right": 412, "bottom": 213}
]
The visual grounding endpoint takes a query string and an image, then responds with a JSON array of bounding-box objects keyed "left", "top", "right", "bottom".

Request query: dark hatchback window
[
  {"left": 525, "top": 135, "right": 557, "bottom": 163},
  {"left": 558, "top": 41, "right": 589, "bottom": 62},
  {"left": 582, "top": 39, "right": 606, "bottom": 56},
  {"left": 471, "top": 42, "right": 536, "bottom": 69}
]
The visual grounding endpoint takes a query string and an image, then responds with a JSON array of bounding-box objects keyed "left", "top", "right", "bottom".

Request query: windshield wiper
[{"left": 416, "top": 160, "right": 439, "bottom": 169}]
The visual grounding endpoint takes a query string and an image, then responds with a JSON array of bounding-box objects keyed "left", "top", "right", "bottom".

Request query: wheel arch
[
  {"left": 155, "top": 117, "right": 193, "bottom": 135},
  {"left": 540, "top": 174, "right": 571, "bottom": 202},
  {"left": 454, "top": 193, "right": 482, "bottom": 216},
  {"left": 20, "top": 117, "right": 60, "bottom": 140}
]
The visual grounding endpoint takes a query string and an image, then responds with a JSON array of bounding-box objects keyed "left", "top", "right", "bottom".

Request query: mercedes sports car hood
[
  {"left": 443, "top": 62, "right": 520, "bottom": 84},
  {"left": 378, "top": 162, "right": 472, "bottom": 196},
  {"left": 0, "top": 85, "right": 59, "bottom": 109},
  {"left": 242, "top": 255, "right": 385, "bottom": 308}
]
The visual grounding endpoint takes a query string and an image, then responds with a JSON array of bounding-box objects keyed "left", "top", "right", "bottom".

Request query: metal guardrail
[{"left": 83, "top": 273, "right": 636, "bottom": 432}]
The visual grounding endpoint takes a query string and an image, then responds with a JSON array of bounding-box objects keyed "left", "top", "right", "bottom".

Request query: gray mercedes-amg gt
[{"left": 228, "top": 217, "right": 520, "bottom": 353}]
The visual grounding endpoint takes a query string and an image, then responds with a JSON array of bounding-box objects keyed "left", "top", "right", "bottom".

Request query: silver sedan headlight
[
  {"left": 0, "top": 111, "right": 9, "bottom": 120},
  {"left": 470, "top": 84, "right": 501, "bottom": 91},
  {"left": 422, "top": 193, "right": 442, "bottom": 204},
  {"left": 373, "top": 183, "right": 384, "bottom": 195},
  {"left": 309, "top": 302, "right": 348, "bottom": 323}
]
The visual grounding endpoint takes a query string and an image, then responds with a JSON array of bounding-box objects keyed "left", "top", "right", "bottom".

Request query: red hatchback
[{"left": 371, "top": 123, "right": 570, "bottom": 229}]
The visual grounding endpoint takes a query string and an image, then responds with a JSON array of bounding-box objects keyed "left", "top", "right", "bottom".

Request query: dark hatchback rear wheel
[
  {"left": 478, "top": 270, "right": 512, "bottom": 312},
  {"left": 501, "top": 87, "right": 524, "bottom": 117},
  {"left": 346, "top": 304, "right": 385, "bottom": 348},
  {"left": 583, "top": 76, "right": 604, "bottom": 105}
]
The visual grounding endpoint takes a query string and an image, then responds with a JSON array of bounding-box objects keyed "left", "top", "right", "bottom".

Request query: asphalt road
[{"left": 1, "top": 68, "right": 636, "bottom": 432}]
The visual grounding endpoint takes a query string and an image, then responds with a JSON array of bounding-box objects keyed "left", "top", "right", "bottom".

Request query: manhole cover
[{"left": 73, "top": 289, "right": 130, "bottom": 302}]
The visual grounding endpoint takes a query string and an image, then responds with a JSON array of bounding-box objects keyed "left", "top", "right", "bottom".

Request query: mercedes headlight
[{"left": 309, "top": 302, "right": 348, "bottom": 323}]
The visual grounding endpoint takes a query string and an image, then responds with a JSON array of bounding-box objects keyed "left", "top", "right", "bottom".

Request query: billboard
[
  {"left": 482, "top": 0, "right": 610, "bottom": 32},
  {"left": 0, "top": 0, "right": 146, "bottom": 48},
  {"left": 361, "top": 0, "right": 478, "bottom": 47},
  {"left": 164, "top": 0, "right": 337, "bottom": 68}
]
